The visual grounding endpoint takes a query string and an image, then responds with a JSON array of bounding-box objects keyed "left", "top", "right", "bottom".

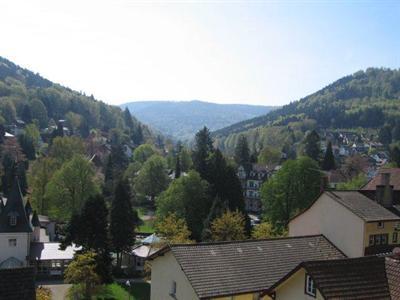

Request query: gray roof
[
  {"left": 299, "top": 256, "right": 400, "bottom": 300},
  {"left": 155, "top": 235, "right": 345, "bottom": 299},
  {"left": 30, "top": 243, "right": 80, "bottom": 261},
  {"left": 327, "top": 191, "right": 400, "bottom": 222},
  {"left": 0, "top": 179, "right": 32, "bottom": 233}
]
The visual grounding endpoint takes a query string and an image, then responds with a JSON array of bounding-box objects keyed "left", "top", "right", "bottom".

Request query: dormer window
[
  {"left": 305, "top": 274, "right": 316, "bottom": 297},
  {"left": 9, "top": 215, "right": 17, "bottom": 226}
]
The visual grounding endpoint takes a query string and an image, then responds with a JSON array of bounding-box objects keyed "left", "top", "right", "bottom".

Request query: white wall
[
  {"left": 0, "top": 232, "right": 31, "bottom": 265},
  {"left": 289, "top": 193, "right": 365, "bottom": 257},
  {"left": 150, "top": 251, "right": 198, "bottom": 300}
]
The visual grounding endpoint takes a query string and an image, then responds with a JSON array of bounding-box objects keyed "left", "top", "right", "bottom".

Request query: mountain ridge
[{"left": 121, "top": 100, "right": 276, "bottom": 141}]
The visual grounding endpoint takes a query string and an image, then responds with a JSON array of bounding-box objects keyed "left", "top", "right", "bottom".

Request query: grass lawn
[
  {"left": 138, "top": 220, "right": 155, "bottom": 233},
  {"left": 91, "top": 282, "right": 150, "bottom": 300}
]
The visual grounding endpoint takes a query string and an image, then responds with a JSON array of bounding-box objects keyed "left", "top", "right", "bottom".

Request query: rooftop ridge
[{"left": 169, "top": 234, "right": 325, "bottom": 247}]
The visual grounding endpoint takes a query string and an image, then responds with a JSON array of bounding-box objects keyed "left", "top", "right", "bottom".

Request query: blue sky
[{"left": 0, "top": 0, "right": 399, "bottom": 106}]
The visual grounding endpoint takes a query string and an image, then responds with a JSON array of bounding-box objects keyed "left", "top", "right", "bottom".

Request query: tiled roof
[
  {"left": 162, "top": 235, "right": 345, "bottom": 299},
  {"left": 362, "top": 168, "right": 400, "bottom": 191},
  {"left": 301, "top": 256, "right": 400, "bottom": 300},
  {"left": 327, "top": 191, "right": 400, "bottom": 222}
]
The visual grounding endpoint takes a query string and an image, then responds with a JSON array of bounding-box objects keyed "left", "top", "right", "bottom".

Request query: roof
[
  {"left": 0, "top": 179, "right": 32, "bottom": 233},
  {"left": 326, "top": 191, "right": 400, "bottom": 222},
  {"left": 362, "top": 168, "right": 400, "bottom": 191},
  {"left": 142, "top": 233, "right": 161, "bottom": 245},
  {"left": 30, "top": 243, "right": 80, "bottom": 261},
  {"left": 131, "top": 245, "right": 159, "bottom": 258},
  {"left": 272, "top": 256, "right": 400, "bottom": 300},
  {"left": 151, "top": 235, "right": 345, "bottom": 299}
]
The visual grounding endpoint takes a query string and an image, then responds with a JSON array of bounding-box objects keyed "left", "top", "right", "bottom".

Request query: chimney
[{"left": 375, "top": 172, "right": 393, "bottom": 208}]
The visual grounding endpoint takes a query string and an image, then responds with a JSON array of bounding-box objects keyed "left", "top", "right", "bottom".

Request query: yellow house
[
  {"left": 148, "top": 235, "right": 345, "bottom": 300},
  {"left": 289, "top": 191, "right": 400, "bottom": 257},
  {"left": 265, "top": 255, "right": 400, "bottom": 300}
]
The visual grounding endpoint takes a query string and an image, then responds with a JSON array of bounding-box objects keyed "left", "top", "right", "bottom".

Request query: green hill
[
  {"left": 0, "top": 56, "right": 152, "bottom": 141},
  {"left": 213, "top": 68, "right": 400, "bottom": 153},
  {"left": 121, "top": 100, "right": 275, "bottom": 141}
]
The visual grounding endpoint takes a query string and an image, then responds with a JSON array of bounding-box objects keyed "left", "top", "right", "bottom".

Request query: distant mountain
[
  {"left": 213, "top": 68, "right": 400, "bottom": 153},
  {"left": 120, "top": 100, "right": 275, "bottom": 141}
]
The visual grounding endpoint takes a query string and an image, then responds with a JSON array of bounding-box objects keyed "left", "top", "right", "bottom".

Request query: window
[
  {"left": 305, "top": 274, "right": 316, "bottom": 297},
  {"left": 8, "top": 239, "right": 17, "bottom": 247},
  {"left": 377, "top": 222, "right": 384, "bottom": 229},
  {"left": 9, "top": 216, "right": 17, "bottom": 226},
  {"left": 169, "top": 281, "right": 176, "bottom": 297},
  {"left": 369, "top": 234, "right": 389, "bottom": 246},
  {"left": 393, "top": 232, "right": 398, "bottom": 244}
]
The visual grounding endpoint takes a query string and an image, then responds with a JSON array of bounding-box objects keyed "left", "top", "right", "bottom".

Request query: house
[
  {"left": 289, "top": 190, "right": 400, "bottom": 257},
  {"left": 266, "top": 255, "right": 400, "bottom": 300},
  {"left": 360, "top": 168, "right": 400, "bottom": 211},
  {"left": 122, "top": 234, "right": 161, "bottom": 273},
  {"left": 237, "top": 164, "right": 269, "bottom": 213},
  {"left": 0, "top": 178, "right": 78, "bottom": 277},
  {"left": 148, "top": 235, "right": 345, "bottom": 300}
]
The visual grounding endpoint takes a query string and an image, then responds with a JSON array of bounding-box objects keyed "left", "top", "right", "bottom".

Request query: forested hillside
[
  {"left": 214, "top": 68, "right": 400, "bottom": 153},
  {"left": 121, "top": 100, "right": 275, "bottom": 141},
  {"left": 0, "top": 56, "right": 150, "bottom": 141}
]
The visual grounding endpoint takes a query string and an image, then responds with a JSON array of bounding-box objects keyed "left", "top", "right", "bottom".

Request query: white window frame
[
  {"left": 305, "top": 274, "right": 316, "bottom": 297},
  {"left": 393, "top": 232, "right": 398, "bottom": 244},
  {"left": 377, "top": 221, "right": 384, "bottom": 229}
]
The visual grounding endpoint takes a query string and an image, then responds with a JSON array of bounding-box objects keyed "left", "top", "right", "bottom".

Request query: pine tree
[
  {"left": 192, "top": 127, "right": 214, "bottom": 179},
  {"left": 123, "top": 108, "right": 135, "bottom": 129},
  {"left": 175, "top": 155, "right": 181, "bottom": 178},
  {"left": 322, "top": 141, "right": 336, "bottom": 171},
  {"left": 110, "top": 181, "right": 137, "bottom": 269},
  {"left": 391, "top": 146, "right": 400, "bottom": 167},
  {"left": 379, "top": 125, "right": 392, "bottom": 145},
  {"left": 21, "top": 104, "right": 32, "bottom": 124},
  {"left": 0, "top": 124, "right": 5, "bottom": 144},
  {"left": 234, "top": 135, "right": 251, "bottom": 170},
  {"left": 304, "top": 130, "right": 321, "bottom": 162}
]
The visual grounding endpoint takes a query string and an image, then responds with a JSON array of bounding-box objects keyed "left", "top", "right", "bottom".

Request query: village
[{"left": 0, "top": 118, "right": 399, "bottom": 300}]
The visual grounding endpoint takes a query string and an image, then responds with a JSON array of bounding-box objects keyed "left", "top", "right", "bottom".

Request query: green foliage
[
  {"left": 252, "top": 222, "right": 275, "bottom": 239},
  {"left": 322, "top": 141, "right": 336, "bottom": 171},
  {"left": 258, "top": 146, "right": 281, "bottom": 166},
  {"left": 45, "top": 155, "right": 100, "bottom": 220},
  {"left": 110, "top": 181, "right": 137, "bottom": 268},
  {"left": 192, "top": 127, "right": 214, "bottom": 178},
  {"left": 391, "top": 146, "right": 400, "bottom": 167},
  {"left": 134, "top": 155, "right": 169, "bottom": 201},
  {"left": 156, "top": 171, "right": 211, "bottom": 241},
  {"left": 49, "top": 136, "right": 86, "bottom": 166},
  {"left": 133, "top": 144, "right": 156, "bottom": 163},
  {"left": 155, "top": 213, "right": 193, "bottom": 244},
  {"left": 28, "top": 158, "right": 56, "bottom": 215},
  {"left": 234, "top": 135, "right": 251, "bottom": 169},
  {"left": 214, "top": 68, "right": 400, "bottom": 154},
  {"left": 210, "top": 210, "right": 246, "bottom": 242},
  {"left": 337, "top": 173, "right": 368, "bottom": 190},
  {"left": 303, "top": 130, "right": 321, "bottom": 162},
  {"left": 261, "top": 157, "right": 321, "bottom": 229},
  {"left": 64, "top": 252, "right": 100, "bottom": 299}
]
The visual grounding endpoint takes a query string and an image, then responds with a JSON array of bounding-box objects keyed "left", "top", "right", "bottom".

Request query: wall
[
  {"left": 274, "top": 268, "right": 324, "bottom": 300},
  {"left": 0, "top": 267, "right": 36, "bottom": 300},
  {"left": 289, "top": 193, "right": 365, "bottom": 257},
  {"left": 364, "top": 220, "right": 400, "bottom": 247},
  {"left": 150, "top": 251, "right": 198, "bottom": 300},
  {"left": 0, "top": 232, "right": 30, "bottom": 265}
]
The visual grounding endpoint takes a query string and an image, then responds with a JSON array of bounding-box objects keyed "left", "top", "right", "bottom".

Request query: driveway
[{"left": 37, "top": 280, "right": 71, "bottom": 300}]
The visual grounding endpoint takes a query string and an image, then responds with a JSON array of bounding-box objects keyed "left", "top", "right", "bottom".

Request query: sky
[{"left": 0, "top": 0, "right": 399, "bottom": 106}]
